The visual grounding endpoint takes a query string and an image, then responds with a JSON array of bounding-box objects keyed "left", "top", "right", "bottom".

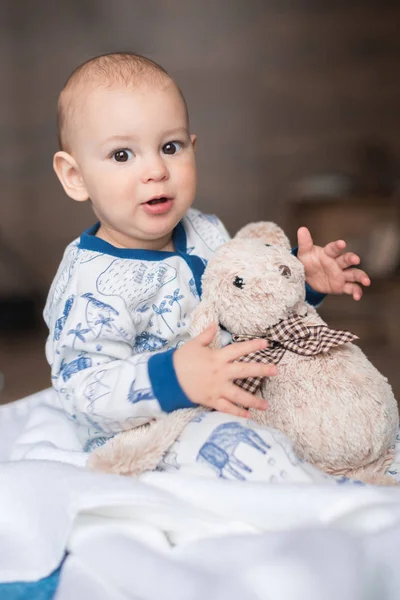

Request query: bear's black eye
[
  {"left": 279, "top": 265, "right": 291, "bottom": 278},
  {"left": 265, "top": 244, "right": 271, "bottom": 247},
  {"left": 233, "top": 276, "right": 245, "bottom": 289}
]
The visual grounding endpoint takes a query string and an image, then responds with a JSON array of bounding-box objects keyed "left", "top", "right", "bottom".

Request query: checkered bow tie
[{"left": 231, "top": 313, "right": 358, "bottom": 395}]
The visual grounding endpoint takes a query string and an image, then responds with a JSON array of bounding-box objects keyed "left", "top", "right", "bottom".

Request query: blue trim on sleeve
[
  {"left": 304, "top": 284, "right": 325, "bottom": 307},
  {"left": 291, "top": 247, "right": 326, "bottom": 307},
  {"left": 148, "top": 348, "right": 197, "bottom": 412}
]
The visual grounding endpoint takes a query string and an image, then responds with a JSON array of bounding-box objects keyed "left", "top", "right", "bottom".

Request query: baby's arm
[
  {"left": 46, "top": 291, "right": 198, "bottom": 439},
  {"left": 48, "top": 310, "right": 274, "bottom": 435}
]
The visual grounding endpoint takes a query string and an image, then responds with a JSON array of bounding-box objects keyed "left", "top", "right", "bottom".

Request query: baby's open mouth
[
  {"left": 147, "top": 197, "right": 169, "bottom": 205},
  {"left": 142, "top": 196, "right": 173, "bottom": 215}
]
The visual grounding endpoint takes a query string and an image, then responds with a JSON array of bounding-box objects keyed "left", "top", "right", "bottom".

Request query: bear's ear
[{"left": 235, "top": 222, "right": 291, "bottom": 250}]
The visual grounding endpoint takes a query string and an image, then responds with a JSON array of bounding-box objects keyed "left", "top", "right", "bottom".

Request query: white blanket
[{"left": 2, "top": 389, "right": 400, "bottom": 600}]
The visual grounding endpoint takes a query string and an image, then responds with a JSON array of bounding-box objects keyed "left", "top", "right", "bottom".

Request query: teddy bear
[{"left": 89, "top": 222, "right": 399, "bottom": 485}]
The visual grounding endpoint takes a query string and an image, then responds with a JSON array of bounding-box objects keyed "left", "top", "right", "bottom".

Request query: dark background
[{"left": 1, "top": 0, "right": 399, "bottom": 402}]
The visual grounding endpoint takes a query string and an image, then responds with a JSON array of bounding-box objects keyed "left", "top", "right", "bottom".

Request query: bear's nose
[{"left": 279, "top": 265, "right": 291, "bottom": 278}]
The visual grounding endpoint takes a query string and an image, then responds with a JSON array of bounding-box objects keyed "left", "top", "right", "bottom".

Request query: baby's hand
[
  {"left": 297, "top": 227, "right": 371, "bottom": 300},
  {"left": 173, "top": 324, "right": 277, "bottom": 417}
]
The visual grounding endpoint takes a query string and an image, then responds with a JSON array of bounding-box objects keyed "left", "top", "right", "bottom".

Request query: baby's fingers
[
  {"left": 229, "top": 361, "right": 277, "bottom": 380},
  {"left": 336, "top": 252, "right": 360, "bottom": 270},
  {"left": 323, "top": 239, "right": 346, "bottom": 258},
  {"left": 343, "top": 282, "right": 363, "bottom": 301},
  {"left": 221, "top": 383, "right": 269, "bottom": 411},
  {"left": 222, "top": 338, "right": 268, "bottom": 362},
  {"left": 343, "top": 267, "right": 371, "bottom": 287},
  {"left": 215, "top": 399, "right": 249, "bottom": 418}
]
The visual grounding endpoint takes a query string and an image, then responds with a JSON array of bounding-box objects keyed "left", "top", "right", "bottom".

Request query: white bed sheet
[{"left": 1, "top": 389, "right": 400, "bottom": 600}]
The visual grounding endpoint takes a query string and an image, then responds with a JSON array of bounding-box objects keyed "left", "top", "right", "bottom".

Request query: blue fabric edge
[
  {"left": 0, "top": 558, "right": 65, "bottom": 600},
  {"left": 78, "top": 220, "right": 187, "bottom": 260},
  {"left": 148, "top": 348, "right": 197, "bottom": 412}
]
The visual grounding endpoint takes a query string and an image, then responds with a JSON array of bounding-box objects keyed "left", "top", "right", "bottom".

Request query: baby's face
[{"left": 69, "top": 81, "right": 196, "bottom": 249}]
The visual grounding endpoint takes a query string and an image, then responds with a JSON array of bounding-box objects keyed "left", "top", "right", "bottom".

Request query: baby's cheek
[{"left": 177, "top": 161, "right": 196, "bottom": 189}]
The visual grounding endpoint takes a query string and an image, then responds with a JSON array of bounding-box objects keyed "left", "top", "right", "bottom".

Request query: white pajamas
[{"left": 44, "top": 209, "right": 230, "bottom": 444}]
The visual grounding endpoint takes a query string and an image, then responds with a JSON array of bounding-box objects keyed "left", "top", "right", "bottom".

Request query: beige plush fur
[
  {"left": 89, "top": 222, "right": 399, "bottom": 485},
  {"left": 88, "top": 408, "right": 203, "bottom": 475}
]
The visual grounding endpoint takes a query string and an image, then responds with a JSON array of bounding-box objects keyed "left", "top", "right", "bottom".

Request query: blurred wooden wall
[{"left": 0, "top": 0, "right": 399, "bottom": 293}]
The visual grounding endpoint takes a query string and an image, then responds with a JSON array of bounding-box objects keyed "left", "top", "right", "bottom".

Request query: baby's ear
[
  {"left": 235, "top": 222, "right": 291, "bottom": 250},
  {"left": 189, "top": 299, "right": 221, "bottom": 348},
  {"left": 53, "top": 151, "right": 89, "bottom": 202}
]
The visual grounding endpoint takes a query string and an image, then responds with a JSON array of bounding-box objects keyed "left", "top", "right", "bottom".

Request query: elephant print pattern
[
  {"left": 161, "top": 411, "right": 366, "bottom": 485},
  {"left": 197, "top": 422, "right": 271, "bottom": 480}
]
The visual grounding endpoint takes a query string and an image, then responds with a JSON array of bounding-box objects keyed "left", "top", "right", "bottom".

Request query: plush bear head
[{"left": 192, "top": 222, "right": 307, "bottom": 340}]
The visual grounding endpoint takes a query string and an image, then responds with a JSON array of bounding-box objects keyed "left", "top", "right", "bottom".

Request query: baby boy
[{"left": 45, "top": 52, "right": 370, "bottom": 447}]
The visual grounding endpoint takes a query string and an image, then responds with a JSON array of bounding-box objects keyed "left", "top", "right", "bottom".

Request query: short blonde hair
[{"left": 57, "top": 52, "right": 187, "bottom": 152}]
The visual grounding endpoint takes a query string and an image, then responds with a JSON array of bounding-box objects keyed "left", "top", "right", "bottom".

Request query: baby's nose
[{"left": 141, "top": 156, "right": 169, "bottom": 183}]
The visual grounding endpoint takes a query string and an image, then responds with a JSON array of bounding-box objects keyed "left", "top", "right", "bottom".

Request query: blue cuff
[
  {"left": 148, "top": 348, "right": 197, "bottom": 413},
  {"left": 291, "top": 247, "right": 326, "bottom": 307},
  {"left": 304, "top": 283, "right": 325, "bottom": 307}
]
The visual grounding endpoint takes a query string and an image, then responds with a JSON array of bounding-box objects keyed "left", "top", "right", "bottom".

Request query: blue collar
[{"left": 79, "top": 220, "right": 188, "bottom": 260}]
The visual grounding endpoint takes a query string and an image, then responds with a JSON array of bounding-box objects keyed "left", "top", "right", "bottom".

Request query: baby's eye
[
  {"left": 233, "top": 276, "right": 245, "bottom": 289},
  {"left": 112, "top": 149, "right": 134, "bottom": 162},
  {"left": 162, "top": 141, "right": 182, "bottom": 155}
]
